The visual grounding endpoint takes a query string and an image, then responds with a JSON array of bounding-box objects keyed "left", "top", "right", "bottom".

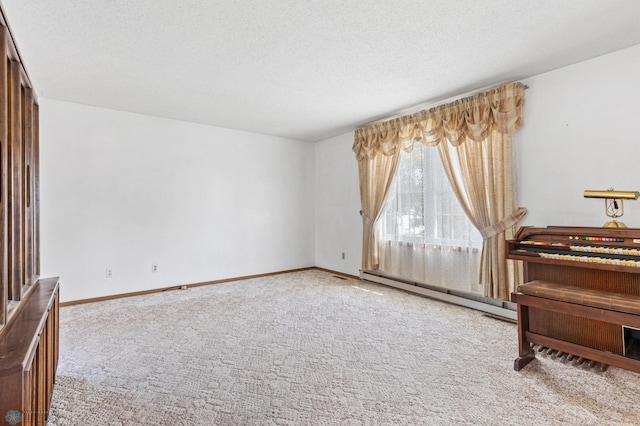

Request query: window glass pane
[
  {"left": 377, "top": 144, "right": 482, "bottom": 294},
  {"left": 379, "top": 144, "right": 482, "bottom": 248}
]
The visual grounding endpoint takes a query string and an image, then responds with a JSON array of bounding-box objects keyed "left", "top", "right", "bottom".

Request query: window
[{"left": 377, "top": 143, "right": 483, "bottom": 293}]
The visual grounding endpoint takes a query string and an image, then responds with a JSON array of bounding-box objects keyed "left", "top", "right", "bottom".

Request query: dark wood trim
[
  {"left": 0, "top": 26, "right": 7, "bottom": 326},
  {"left": 60, "top": 267, "right": 317, "bottom": 307},
  {"left": 314, "top": 267, "right": 360, "bottom": 280},
  {"left": 8, "top": 59, "right": 21, "bottom": 301},
  {"left": 33, "top": 103, "right": 39, "bottom": 277},
  {"left": 512, "top": 292, "right": 640, "bottom": 329},
  {"left": 23, "top": 86, "right": 34, "bottom": 286},
  {"left": 59, "top": 267, "right": 360, "bottom": 307}
]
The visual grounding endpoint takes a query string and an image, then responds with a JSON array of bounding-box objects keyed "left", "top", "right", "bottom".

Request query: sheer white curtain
[{"left": 377, "top": 143, "right": 483, "bottom": 294}]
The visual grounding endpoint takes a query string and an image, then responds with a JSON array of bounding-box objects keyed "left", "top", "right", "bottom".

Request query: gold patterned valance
[{"left": 353, "top": 82, "right": 525, "bottom": 162}]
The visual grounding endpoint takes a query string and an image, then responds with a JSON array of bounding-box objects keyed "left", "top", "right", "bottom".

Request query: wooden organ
[
  {"left": 509, "top": 226, "right": 640, "bottom": 373},
  {"left": 0, "top": 2, "right": 59, "bottom": 425}
]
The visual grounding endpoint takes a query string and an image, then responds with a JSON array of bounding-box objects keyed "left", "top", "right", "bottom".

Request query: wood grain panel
[
  {"left": 7, "top": 59, "right": 22, "bottom": 300},
  {"left": 529, "top": 308, "right": 622, "bottom": 354},
  {"left": 0, "top": 27, "right": 7, "bottom": 326},
  {"left": 22, "top": 86, "right": 34, "bottom": 286},
  {"left": 0, "top": 279, "right": 59, "bottom": 423},
  {"left": 0, "top": 5, "right": 53, "bottom": 422},
  {"left": 527, "top": 262, "right": 640, "bottom": 295},
  {"left": 33, "top": 102, "right": 39, "bottom": 277}
]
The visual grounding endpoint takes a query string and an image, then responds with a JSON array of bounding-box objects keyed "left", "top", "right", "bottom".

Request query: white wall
[
  {"left": 314, "top": 44, "right": 640, "bottom": 274},
  {"left": 314, "top": 133, "right": 362, "bottom": 276},
  {"left": 519, "top": 44, "right": 640, "bottom": 228},
  {"left": 39, "top": 44, "right": 640, "bottom": 301},
  {"left": 40, "top": 99, "right": 315, "bottom": 302}
]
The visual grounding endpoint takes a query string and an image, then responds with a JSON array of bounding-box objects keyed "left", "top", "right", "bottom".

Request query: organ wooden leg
[{"left": 514, "top": 303, "right": 536, "bottom": 371}]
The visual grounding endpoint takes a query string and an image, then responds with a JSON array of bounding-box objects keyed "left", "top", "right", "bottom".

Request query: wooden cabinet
[
  {"left": 0, "top": 3, "right": 59, "bottom": 424},
  {"left": 0, "top": 278, "right": 59, "bottom": 425},
  {"left": 0, "top": 7, "right": 41, "bottom": 325}
]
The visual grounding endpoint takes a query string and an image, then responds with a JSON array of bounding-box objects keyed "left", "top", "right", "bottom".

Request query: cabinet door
[
  {"left": 0, "top": 8, "right": 40, "bottom": 325},
  {"left": 6, "top": 58, "right": 38, "bottom": 300}
]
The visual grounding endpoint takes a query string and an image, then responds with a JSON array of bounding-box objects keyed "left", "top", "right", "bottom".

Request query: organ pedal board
[{"left": 531, "top": 344, "right": 609, "bottom": 371}]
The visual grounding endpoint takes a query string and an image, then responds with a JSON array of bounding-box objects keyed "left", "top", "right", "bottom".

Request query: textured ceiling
[{"left": 2, "top": 1, "right": 640, "bottom": 141}]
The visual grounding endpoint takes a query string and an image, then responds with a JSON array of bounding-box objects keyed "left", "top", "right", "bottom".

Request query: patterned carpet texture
[{"left": 47, "top": 270, "right": 640, "bottom": 425}]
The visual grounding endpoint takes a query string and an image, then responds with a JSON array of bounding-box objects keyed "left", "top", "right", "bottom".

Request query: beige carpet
[{"left": 47, "top": 270, "right": 640, "bottom": 425}]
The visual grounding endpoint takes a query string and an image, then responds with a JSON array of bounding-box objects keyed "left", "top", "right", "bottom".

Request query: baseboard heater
[{"left": 360, "top": 270, "right": 517, "bottom": 321}]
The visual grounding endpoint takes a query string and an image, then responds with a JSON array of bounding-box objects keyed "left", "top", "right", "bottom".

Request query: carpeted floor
[{"left": 47, "top": 270, "right": 640, "bottom": 425}]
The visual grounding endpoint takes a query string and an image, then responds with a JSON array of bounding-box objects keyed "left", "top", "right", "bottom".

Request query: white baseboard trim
[{"left": 361, "top": 271, "right": 517, "bottom": 321}]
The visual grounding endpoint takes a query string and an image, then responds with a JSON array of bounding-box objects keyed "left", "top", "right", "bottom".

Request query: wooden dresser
[{"left": 0, "top": 2, "right": 60, "bottom": 424}]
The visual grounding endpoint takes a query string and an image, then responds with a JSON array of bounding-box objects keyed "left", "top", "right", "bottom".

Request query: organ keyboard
[
  {"left": 508, "top": 228, "right": 640, "bottom": 272},
  {"left": 508, "top": 226, "right": 640, "bottom": 373}
]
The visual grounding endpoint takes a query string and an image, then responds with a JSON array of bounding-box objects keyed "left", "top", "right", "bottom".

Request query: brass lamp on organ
[{"left": 583, "top": 188, "right": 639, "bottom": 228}]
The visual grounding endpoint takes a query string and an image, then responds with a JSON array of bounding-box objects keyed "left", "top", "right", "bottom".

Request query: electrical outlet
[
  {"left": 106, "top": 268, "right": 113, "bottom": 278},
  {"left": 152, "top": 264, "right": 158, "bottom": 273},
  {"left": 341, "top": 252, "right": 345, "bottom": 260}
]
